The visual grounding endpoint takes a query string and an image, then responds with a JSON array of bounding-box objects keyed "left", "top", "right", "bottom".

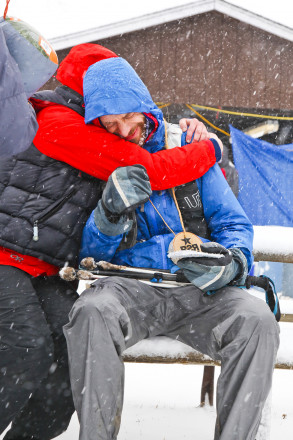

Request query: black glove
[{"left": 94, "top": 165, "right": 152, "bottom": 236}]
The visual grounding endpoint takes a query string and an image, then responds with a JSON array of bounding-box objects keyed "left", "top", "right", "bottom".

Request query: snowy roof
[{"left": 7, "top": 0, "right": 293, "bottom": 51}]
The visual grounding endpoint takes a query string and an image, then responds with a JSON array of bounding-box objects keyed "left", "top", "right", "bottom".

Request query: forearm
[
  {"left": 148, "top": 139, "right": 217, "bottom": 190},
  {"left": 34, "top": 107, "right": 218, "bottom": 190}
]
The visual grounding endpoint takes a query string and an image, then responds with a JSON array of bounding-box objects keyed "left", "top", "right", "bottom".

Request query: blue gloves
[
  {"left": 175, "top": 242, "right": 248, "bottom": 292},
  {"left": 94, "top": 165, "right": 152, "bottom": 236}
]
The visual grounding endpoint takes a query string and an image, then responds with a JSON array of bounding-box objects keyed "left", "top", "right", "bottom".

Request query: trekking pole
[
  {"left": 59, "top": 258, "right": 190, "bottom": 285},
  {"left": 59, "top": 258, "right": 281, "bottom": 320}
]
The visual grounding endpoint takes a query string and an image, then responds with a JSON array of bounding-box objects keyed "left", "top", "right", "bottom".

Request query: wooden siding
[{"left": 51, "top": 11, "right": 293, "bottom": 110}]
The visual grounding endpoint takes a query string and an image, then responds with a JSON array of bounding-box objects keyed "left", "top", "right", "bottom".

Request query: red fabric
[
  {"left": 2, "top": 43, "right": 217, "bottom": 276},
  {"left": 56, "top": 43, "right": 118, "bottom": 95},
  {"left": 0, "top": 247, "right": 59, "bottom": 277},
  {"left": 34, "top": 105, "right": 216, "bottom": 190}
]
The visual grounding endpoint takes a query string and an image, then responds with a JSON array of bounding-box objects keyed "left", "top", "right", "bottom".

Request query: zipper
[{"left": 33, "top": 186, "right": 77, "bottom": 241}]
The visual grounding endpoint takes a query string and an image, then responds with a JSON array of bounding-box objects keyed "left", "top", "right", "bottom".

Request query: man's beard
[
  {"left": 126, "top": 121, "right": 147, "bottom": 146},
  {"left": 138, "top": 122, "right": 147, "bottom": 146}
]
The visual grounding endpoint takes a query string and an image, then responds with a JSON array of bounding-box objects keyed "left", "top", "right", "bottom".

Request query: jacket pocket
[{"left": 32, "top": 185, "right": 77, "bottom": 241}]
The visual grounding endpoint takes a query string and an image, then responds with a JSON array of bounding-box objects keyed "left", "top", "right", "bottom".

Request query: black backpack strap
[
  {"left": 31, "top": 86, "right": 85, "bottom": 117},
  {"left": 55, "top": 86, "right": 85, "bottom": 116},
  {"left": 245, "top": 275, "right": 281, "bottom": 322}
]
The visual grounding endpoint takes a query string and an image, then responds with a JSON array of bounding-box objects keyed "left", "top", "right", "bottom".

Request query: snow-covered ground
[
  {"left": 51, "top": 362, "right": 292, "bottom": 440},
  {"left": 1, "top": 364, "right": 292, "bottom": 440}
]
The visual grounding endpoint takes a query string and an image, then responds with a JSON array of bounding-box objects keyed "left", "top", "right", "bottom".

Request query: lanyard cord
[
  {"left": 148, "top": 199, "right": 176, "bottom": 236},
  {"left": 148, "top": 119, "right": 187, "bottom": 237}
]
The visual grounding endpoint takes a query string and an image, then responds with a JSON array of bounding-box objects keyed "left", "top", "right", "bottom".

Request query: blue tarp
[{"left": 230, "top": 125, "right": 293, "bottom": 227}]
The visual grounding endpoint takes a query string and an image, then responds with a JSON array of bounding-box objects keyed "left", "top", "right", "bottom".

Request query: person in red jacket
[
  {"left": 33, "top": 43, "right": 220, "bottom": 189},
  {"left": 0, "top": 42, "right": 222, "bottom": 440}
]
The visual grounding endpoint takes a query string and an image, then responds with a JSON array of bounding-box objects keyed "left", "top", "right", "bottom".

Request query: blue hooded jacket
[{"left": 81, "top": 57, "right": 253, "bottom": 271}]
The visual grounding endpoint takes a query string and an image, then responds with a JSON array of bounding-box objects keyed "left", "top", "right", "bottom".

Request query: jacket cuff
[
  {"left": 209, "top": 138, "right": 222, "bottom": 162},
  {"left": 94, "top": 200, "right": 133, "bottom": 236},
  {"left": 229, "top": 247, "right": 248, "bottom": 286}
]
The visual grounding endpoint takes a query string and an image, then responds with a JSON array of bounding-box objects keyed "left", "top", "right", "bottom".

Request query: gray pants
[{"left": 64, "top": 276, "right": 279, "bottom": 440}]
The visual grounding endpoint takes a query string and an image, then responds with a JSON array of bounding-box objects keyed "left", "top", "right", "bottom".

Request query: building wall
[{"left": 52, "top": 11, "right": 293, "bottom": 110}]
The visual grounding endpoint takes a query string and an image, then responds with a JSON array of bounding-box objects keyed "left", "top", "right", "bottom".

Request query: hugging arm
[{"left": 34, "top": 107, "right": 221, "bottom": 190}]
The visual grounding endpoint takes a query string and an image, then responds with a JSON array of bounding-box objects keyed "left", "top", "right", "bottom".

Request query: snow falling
[{"left": 1, "top": 1, "right": 293, "bottom": 439}]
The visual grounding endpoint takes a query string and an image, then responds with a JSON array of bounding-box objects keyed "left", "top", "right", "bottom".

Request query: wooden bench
[
  {"left": 79, "top": 284, "right": 293, "bottom": 405},
  {"left": 121, "top": 307, "right": 293, "bottom": 407},
  {"left": 122, "top": 313, "right": 293, "bottom": 370}
]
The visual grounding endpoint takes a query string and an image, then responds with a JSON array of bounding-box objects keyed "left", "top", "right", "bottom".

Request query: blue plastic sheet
[{"left": 230, "top": 126, "right": 293, "bottom": 226}]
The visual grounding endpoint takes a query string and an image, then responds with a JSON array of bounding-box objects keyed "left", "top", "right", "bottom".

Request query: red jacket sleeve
[{"left": 33, "top": 105, "right": 216, "bottom": 191}]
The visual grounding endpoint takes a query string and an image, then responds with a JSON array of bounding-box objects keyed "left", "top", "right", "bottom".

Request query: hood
[
  {"left": 56, "top": 43, "right": 118, "bottom": 96},
  {"left": 0, "top": 16, "right": 58, "bottom": 98},
  {"left": 83, "top": 57, "right": 165, "bottom": 153}
]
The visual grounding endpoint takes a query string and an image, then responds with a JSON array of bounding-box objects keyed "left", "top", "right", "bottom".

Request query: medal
[
  {"left": 170, "top": 231, "right": 202, "bottom": 252},
  {"left": 168, "top": 232, "right": 203, "bottom": 264}
]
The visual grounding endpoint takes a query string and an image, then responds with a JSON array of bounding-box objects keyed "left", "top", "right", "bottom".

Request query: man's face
[{"left": 99, "top": 112, "right": 146, "bottom": 145}]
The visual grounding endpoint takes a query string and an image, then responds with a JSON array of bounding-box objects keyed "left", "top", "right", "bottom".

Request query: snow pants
[
  {"left": 0, "top": 266, "right": 78, "bottom": 440},
  {"left": 64, "top": 276, "right": 280, "bottom": 440}
]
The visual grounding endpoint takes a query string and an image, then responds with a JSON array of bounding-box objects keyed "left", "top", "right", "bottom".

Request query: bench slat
[
  {"left": 122, "top": 318, "right": 293, "bottom": 370},
  {"left": 122, "top": 353, "right": 293, "bottom": 370},
  {"left": 280, "top": 314, "right": 293, "bottom": 323}
]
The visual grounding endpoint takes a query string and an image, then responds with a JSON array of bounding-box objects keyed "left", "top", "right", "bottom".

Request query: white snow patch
[
  {"left": 39, "top": 364, "right": 293, "bottom": 440},
  {"left": 253, "top": 226, "right": 293, "bottom": 256}
]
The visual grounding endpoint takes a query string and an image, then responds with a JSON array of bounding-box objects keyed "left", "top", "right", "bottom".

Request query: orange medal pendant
[{"left": 171, "top": 232, "right": 202, "bottom": 253}]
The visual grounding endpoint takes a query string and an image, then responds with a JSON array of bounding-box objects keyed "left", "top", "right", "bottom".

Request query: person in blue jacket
[{"left": 64, "top": 57, "right": 280, "bottom": 440}]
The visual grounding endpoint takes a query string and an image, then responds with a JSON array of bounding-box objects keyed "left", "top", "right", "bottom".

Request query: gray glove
[
  {"left": 176, "top": 242, "right": 248, "bottom": 292},
  {"left": 94, "top": 165, "right": 152, "bottom": 236}
]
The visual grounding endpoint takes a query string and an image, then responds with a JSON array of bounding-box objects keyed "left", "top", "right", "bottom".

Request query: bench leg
[{"left": 200, "top": 365, "right": 215, "bottom": 406}]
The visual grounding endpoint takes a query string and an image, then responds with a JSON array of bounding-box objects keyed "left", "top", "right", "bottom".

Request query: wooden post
[{"left": 200, "top": 365, "right": 215, "bottom": 406}]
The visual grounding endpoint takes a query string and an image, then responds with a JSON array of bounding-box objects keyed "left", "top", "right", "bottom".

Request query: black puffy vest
[{"left": 0, "top": 87, "right": 102, "bottom": 267}]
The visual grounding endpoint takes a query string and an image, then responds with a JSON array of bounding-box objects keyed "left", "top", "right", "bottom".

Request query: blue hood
[{"left": 83, "top": 57, "right": 165, "bottom": 153}]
